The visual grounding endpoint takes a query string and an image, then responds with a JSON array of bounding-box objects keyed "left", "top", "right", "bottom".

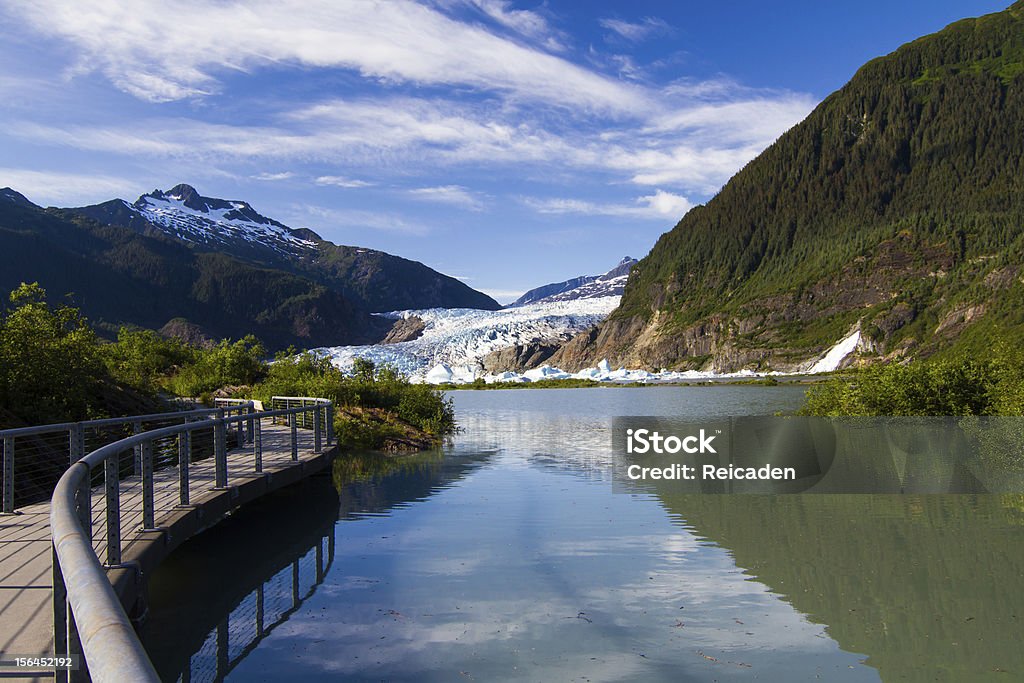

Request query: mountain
[
  {"left": 509, "top": 257, "right": 637, "bottom": 306},
  {"left": 0, "top": 190, "right": 388, "bottom": 349},
  {"left": 551, "top": 2, "right": 1024, "bottom": 373},
  {"left": 74, "top": 184, "right": 500, "bottom": 313}
]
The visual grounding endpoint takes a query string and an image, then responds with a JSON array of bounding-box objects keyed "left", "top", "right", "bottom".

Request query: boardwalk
[{"left": 0, "top": 419, "right": 333, "bottom": 681}]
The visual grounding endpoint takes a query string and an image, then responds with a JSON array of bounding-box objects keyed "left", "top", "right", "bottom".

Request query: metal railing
[
  {"left": 1, "top": 404, "right": 253, "bottom": 514},
  {"left": 47, "top": 397, "right": 334, "bottom": 683}
]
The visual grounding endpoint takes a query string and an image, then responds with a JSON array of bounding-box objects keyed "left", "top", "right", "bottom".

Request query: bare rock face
[
  {"left": 160, "top": 318, "right": 215, "bottom": 348},
  {"left": 481, "top": 343, "right": 562, "bottom": 373},
  {"left": 550, "top": 235, "right": 967, "bottom": 373},
  {"left": 382, "top": 316, "right": 426, "bottom": 344}
]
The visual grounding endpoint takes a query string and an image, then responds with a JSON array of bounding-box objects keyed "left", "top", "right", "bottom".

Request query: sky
[{"left": 0, "top": 1, "right": 1011, "bottom": 303}]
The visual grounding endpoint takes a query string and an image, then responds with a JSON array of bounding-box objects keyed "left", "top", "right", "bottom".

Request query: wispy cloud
[
  {"left": 9, "top": 84, "right": 814, "bottom": 198},
  {"left": 314, "top": 175, "right": 374, "bottom": 188},
  {"left": 2, "top": 0, "right": 645, "bottom": 113},
  {"left": 448, "top": 0, "right": 568, "bottom": 52},
  {"left": 599, "top": 16, "right": 672, "bottom": 43},
  {"left": 479, "top": 288, "right": 524, "bottom": 304},
  {"left": 408, "top": 184, "right": 485, "bottom": 210},
  {"left": 0, "top": 167, "right": 140, "bottom": 206},
  {"left": 526, "top": 189, "right": 692, "bottom": 220},
  {"left": 252, "top": 171, "right": 294, "bottom": 181},
  {"left": 296, "top": 205, "right": 432, "bottom": 237}
]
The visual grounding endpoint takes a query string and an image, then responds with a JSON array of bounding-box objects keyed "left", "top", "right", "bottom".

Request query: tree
[{"left": 0, "top": 283, "right": 106, "bottom": 424}]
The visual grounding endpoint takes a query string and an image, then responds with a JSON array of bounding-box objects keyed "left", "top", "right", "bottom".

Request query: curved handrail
[
  {"left": 51, "top": 462, "right": 160, "bottom": 681},
  {"left": 49, "top": 398, "right": 333, "bottom": 682}
]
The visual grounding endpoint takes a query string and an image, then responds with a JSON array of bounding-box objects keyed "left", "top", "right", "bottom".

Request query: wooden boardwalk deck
[{"left": 0, "top": 422, "right": 331, "bottom": 681}]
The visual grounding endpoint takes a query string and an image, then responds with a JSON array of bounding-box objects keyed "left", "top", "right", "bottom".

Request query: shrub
[{"left": 165, "top": 335, "right": 266, "bottom": 397}]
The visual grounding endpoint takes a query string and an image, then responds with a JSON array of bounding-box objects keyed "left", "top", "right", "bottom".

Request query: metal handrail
[
  {"left": 49, "top": 398, "right": 333, "bottom": 683},
  {"left": 2, "top": 404, "right": 252, "bottom": 514}
]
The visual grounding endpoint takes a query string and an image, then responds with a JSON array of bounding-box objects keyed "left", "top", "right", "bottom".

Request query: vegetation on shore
[
  {"left": 0, "top": 283, "right": 455, "bottom": 450},
  {"left": 799, "top": 341, "right": 1024, "bottom": 416},
  {"left": 249, "top": 354, "right": 455, "bottom": 450}
]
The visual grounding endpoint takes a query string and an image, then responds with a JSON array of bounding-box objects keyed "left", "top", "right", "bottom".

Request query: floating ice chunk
[
  {"left": 523, "top": 366, "right": 571, "bottom": 381},
  {"left": 425, "top": 364, "right": 454, "bottom": 384}
]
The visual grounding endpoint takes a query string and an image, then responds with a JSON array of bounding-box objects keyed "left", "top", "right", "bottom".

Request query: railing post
[
  {"left": 315, "top": 537, "right": 324, "bottom": 582},
  {"left": 313, "top": 407, "right": 322, "bottom": 453},
  {"left": 69, "top": 424, "right": 84, "bottom": 467},
  {"left": 253, "top": 418, "right": 263, "bottom": 473},
  {"left": 67, "top": 604, "right": 84, "bottom": 683},
  {"left": 326, "top": 401, "right": 334, "bottom": 446},
  {"left": 289, "top": 413, "right": 298, "bottom": 461},
  {"left": 105, "top": 454, "right": 121, "bottom": 566},
  {"left": 70, "top": 425, "right": 91, "bottom": 538},
  {"left": 132, "top": 421, "right": 143, "bottom": 475},
  {"left": 52, "top": 544, "right": 69, "bottom": 683},
  {"left": 214, "top": 419, "right": 228, "bottom": 489},
  {"left": 236, "top": 407, "right": 247, "bottom": 448},
  {"left": 179, "top": 422, "right": 191, "bottom": 506},
  {"left": 141, "top": 440, "right": 155, "bottom": 530},
  {"left": 2, "top": 436, "right": 13, "bottom": 513},
  {"left": 247, "top": 403, "right": 256, "bottom": 449},
  {"left": 292, "top": 559, "right": 300, "bottom": 607}
]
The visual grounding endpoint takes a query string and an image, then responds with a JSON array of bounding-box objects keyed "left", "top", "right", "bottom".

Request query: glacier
[
  {"left": 314, "top": 297, "right": 864, "bottom": 384},
  {"left": 316, "top": 297, "right": 619, "bottom": 380}
]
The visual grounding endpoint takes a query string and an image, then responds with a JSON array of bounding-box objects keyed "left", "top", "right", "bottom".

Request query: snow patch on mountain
[{"left": 510, "top": 257, "right": 636, "bottom": 306}]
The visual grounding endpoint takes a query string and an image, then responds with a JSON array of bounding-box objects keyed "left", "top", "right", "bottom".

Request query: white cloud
[
  {"left": 525, "top": 189, "right": 692, "bottom": 220},
  {"left": 297, "top": 205, "right": 432, "bottom": 237},
  {"left": 0, "top": 167, "right": 141, "bottom": 206},
  {"left": 450, "top": 0, "right": 568, "bottom": 52},
  {"left": 3, "top": 0, "right": 645, "bottom": 113},
  {"left": 599, "top": 16, "right": 672, "bottom": 43},
  {"left": 479, "top": 288, "right": 525, "bottom": 304},
  {"left": 408, "top": 185, "right": 484, "bottom": 210},
  {"left": 8, "top": 83, "right": 812, "bottom": 198},
  {"left": 314, "top": 175, "right": 374, "bottom": 188},
  {"left": 253, "top": 171, "right": 294, "bottom": 181}
]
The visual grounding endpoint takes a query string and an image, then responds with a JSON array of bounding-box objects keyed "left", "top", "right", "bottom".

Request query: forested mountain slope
[{"left": 551, "top": 1, "right": 1024, "bottom": 372}]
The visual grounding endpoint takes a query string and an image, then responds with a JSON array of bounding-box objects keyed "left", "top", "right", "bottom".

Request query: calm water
[{"left": 141, "top": 387, "right": 1024, "bottom": 682}]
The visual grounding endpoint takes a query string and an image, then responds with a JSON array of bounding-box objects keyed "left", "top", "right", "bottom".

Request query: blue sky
[{"left": 0, "top": 1, "right": 1010, "bottom": 303}]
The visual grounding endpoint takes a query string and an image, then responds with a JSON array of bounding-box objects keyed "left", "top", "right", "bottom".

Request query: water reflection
[
  {"left": 653, "top": 493, "right": 1024, "bottom": 682},
  {"left": 140, "top": 476, "right": 340, "bottom": 682},
  {"left": 140, "top": 387, "right": 1024, "bottom": 682}
]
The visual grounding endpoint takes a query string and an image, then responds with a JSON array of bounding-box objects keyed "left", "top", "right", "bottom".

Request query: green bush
[
  {"left": 165, "top": 335, "right": 266, "bottom": 397},
  {"left": 102, "top": 327, "right": 197, "bottom": 392},
  {"left": 800, "top": 345, "right": 1024, "bottom": 417},
  {"left": 0, "top": 283, "right": 107, "bottom": 423},
  {"left": 250, "top": 353, "right": 457, "bottom": 446}
]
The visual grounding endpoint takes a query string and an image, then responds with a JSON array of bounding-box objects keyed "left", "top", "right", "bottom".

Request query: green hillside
[
  {"left": 0, "top": 192, "right": 387, "bottom": 350},
  {"left": 555, "top": 1, "right": 1024, "bottom": 372}
]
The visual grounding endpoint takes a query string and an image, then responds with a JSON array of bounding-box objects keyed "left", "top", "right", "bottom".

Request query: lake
[{"left": 140, "top": 386, "right": 1024, "bottom": 682}]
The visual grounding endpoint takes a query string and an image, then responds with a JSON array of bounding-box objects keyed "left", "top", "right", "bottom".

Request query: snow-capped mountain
[
  {"left": 73, "top": 184, "right": 499, "bottom": 313},
  {"left": 509, "top": 257, "right": 637, "bottom": 307},
  {"left": 129, "top": 184, "right": 319, "bottom": 260}
]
